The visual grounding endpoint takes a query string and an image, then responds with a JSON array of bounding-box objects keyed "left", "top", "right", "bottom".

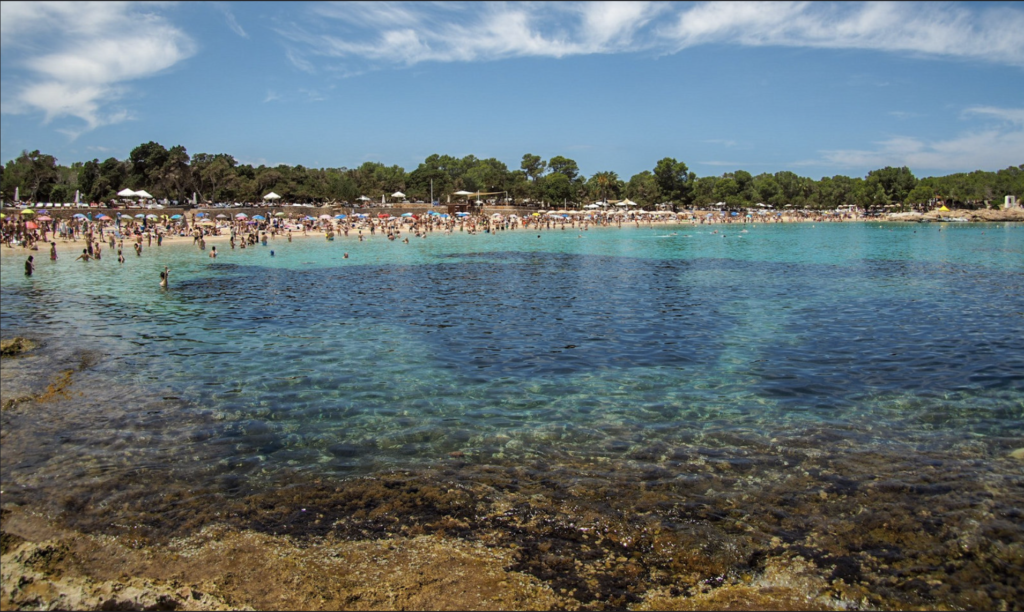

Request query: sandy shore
[{"left": 4, "top": 207, "right": 1022, "bottom": 262}]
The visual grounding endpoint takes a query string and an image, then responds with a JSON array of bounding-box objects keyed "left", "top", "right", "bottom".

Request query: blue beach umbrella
[
  {"left": 440, "top": 213, "right": 450, "bottom": 218},
  {"left": 252, "top": 215, "right": 266, "bottom": 220},
  {"left": 731, "top": 211, "right": 739, "bottom": 216},
  {"left": 170, "top": 214, "right": 182, "bottom": 219},
  {"left": 72, "top": 213, "right": 87, "bottom": 219},
  {"left": 401, "top": 212, "right": 413, "bottom": 217},
  {"left": 134, "top": 214, "right": 145, "bottom": 219},
  {"left": 195, "top": 212, "right": 206, "bottom": 217},
  {"left": 335, "top": 214, "right": 347, "bottom": 219}
]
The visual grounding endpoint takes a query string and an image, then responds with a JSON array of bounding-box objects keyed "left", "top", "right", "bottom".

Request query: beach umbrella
[
  {"left": 20, "top": 208, "right": 36, "bottom": 216},
  {"left": 263, "top": 192, "right": 282, "bottom": 201},
  {"left": 731, "top": 211, "right": 739, "bottom": 216},
  {"left": 440, "top": 213, "right": 450, "bottom": 218},
  {"left": 73, "top": 213, "right": 87, "bottom": 219},
  {"left": 36, "top": 215, "right": 53, "bottom": 221},
  {"left": 25, "top": 221, "right": 38, "bottom": 230},
  {"left": 274, "top": 211, "right": 287, "bottom": 217},
  {"left": 252, "top": 214, "right": 266, "bottom": 220},
  {"left": 95, "top": 214, "right": 109, "bottom": 220},
  {"left": 235, "top": 213, "right": 248, "bottom": 218},
  {"left": 216, "top": 214, "right": 228, "bottom": 219},
  {"left": 401, "top": 212, "right": 413, "bottom": 217},
  {"left": 0, "top": 214, "right": 5, "bottom": 219},
  {"left": 454, "top": 190, "right": 472, "bottom": 197},
  {"left": 357, "top": 195, "right": 370, "bottom": 202},
  {"left": 195, "top": 212, "right": 206, "bottom": 217},
  {"left": 117, "top": 188, "right": 137, "bottom": 197},
  {"left": 378, "top": 213, "right": 389, "bottom": 219},
  {"left": 335, "top": 214, "right": 347, "bottom": 219},
  {"left": 170, "top": 214, "right": 183, "bottom": 219},
  {"left": 134, "top": 190, "right": 154, "bottom": 199},
  {"left": 391, "top": 191, "right": 406, "bottom": 199},
  {"left": 146, "top": 214, "right": 158, "bottom": 220},
  {"left": 356, "top": 213, "right": 368, "bottom": 218},
  {"left": 134, "top": 214, "right": 145, "bottom": 219}
]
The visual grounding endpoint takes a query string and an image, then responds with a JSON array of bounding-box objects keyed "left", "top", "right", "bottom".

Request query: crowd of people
[{"left": 3, "top": 207, "right": 863, "bottom": 286}]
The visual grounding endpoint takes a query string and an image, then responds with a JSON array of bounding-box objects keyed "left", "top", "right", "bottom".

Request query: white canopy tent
[
  {"left": 134, "top": 190, "right": 154, "bottom": 199},
  {"left": 263, "top": 192, "right": 282, "bottom": 201},
  {"left": 117, "top": 188, "right": 137, "bottom": 197},
  {"left": 391, "top": 191, "right": 406, "bottom": 199}
]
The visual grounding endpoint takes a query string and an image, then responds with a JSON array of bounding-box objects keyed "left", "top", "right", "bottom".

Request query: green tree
[
  {"left": 520, "top": 154, "right": 547, "bottom": 182},
  {"left": 653, "top": 158, "right": 695, "bottom": 206},
  {"left": 587, "top": 171, "right": 622, "bottom": 202},
  {"left": 128, "top": 141, "right": 170, "bottom": 194},
  {"left": 865, "top": 166, "right": 917, "bottom": 206},
  {"left": 547, "top": 156, "right": 580, "bottom": 182},
  {"left": 2, "top": 150, "right": 59, "bottom": 202},
  {"left": 625, "top": 171, "right": 661, "bottom": 206}
]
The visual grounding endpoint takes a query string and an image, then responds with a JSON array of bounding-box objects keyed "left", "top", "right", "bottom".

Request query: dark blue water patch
[
  {"left": 172, "top": 253, "right": 743, "bottom": 377},
  {"left": 153, "top": 253, "right": 1024, "bottom": 400}
]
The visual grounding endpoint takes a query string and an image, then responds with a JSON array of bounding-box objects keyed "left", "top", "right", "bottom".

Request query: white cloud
[
  {"left": 809, "top": 107, "right": 1024, "bottom": 172},
  {"left": 963, "top": 106, "right": 1024, "bottom": 125},
  {"left": 665, "top": 1, "right": 1024, "bottom": 66},
  {"left": 0, "top": 2, "right": 194, "bottom": 132},
  {"left": 216, "top": 2, "right": 249, "bottom": 39},
  {"left": 281, "top": 1, "right": 666, "bottom": 68},
  {"left": 280, "top": 1, "right": 1024, "bottom": 70}
]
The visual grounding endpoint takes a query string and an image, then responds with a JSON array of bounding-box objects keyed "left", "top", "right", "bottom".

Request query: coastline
[
  {"left": 3, "top": 206, "right": 1022, "bottom": 262},
  {"left": 2, "top": 218, "right": 1022, "bottom": 610}
]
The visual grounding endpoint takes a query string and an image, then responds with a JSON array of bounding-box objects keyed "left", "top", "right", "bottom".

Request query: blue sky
[{"left": 1, "top": 1, "right": 1022, "bottom": 181}]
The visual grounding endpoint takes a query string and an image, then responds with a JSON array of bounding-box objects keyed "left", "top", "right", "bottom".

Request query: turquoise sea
[{"left": 2, "top": 220, "right": 1023, "bottom": 608}]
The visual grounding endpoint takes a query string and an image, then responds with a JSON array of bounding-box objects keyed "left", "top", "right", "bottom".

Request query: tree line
[{"left": 1, "top": 141, "right": 1021, "bottom": 210}]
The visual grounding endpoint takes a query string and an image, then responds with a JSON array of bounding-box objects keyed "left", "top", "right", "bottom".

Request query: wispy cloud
[
  {"left": 215, "top": 2, "right": 249, "bottom": 39},
  {"left": 888, "top": 111, "right": 923, "bottom": 120},
  {"left": 0, "top": 2, "right": 195, "bottom": 134},
  {"left": 279, "top": 1, "right": 1024, "bottom": 72},
  {"left": 803, "top": 106, "right": 1024, "bottom": 173},
  {"left": 665, "top": 2, "right": 1024, "bottom": 66},
  {"left": 280, "top": 1, "right": 667, "bottom": 69}
]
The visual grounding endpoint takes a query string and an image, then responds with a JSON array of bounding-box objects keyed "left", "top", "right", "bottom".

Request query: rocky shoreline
[{"left": 885, "top": 207, "right": 1024, "bottom": 222}]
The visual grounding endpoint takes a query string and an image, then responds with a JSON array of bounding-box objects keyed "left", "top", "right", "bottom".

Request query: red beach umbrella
[{"left": 25, "top": 221, "right": 38, "bottom": 230}]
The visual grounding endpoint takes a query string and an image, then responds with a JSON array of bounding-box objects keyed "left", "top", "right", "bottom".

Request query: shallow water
[{"left": 2, "top": 221, "right": 1023, "bottom": 608}]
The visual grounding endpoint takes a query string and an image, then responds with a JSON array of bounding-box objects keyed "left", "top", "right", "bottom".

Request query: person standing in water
[
  {"left": 50, "top": 242, "right": 57, "bottom": 261},
  {"left": 159, "top": 266, "right": 169, "bottom": 288},
  {"left": 25, "top": 255, "right": 34, "bottom": 276}
]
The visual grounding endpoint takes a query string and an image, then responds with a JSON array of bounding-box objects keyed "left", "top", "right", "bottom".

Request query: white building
[{"left": 1006, "top": 195, "right": 1019, "bottom": 209}]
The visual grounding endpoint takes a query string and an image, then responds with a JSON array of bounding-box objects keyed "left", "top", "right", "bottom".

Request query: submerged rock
[{"left": 0, "top": 337, "right": 36, "bottom": 358}]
